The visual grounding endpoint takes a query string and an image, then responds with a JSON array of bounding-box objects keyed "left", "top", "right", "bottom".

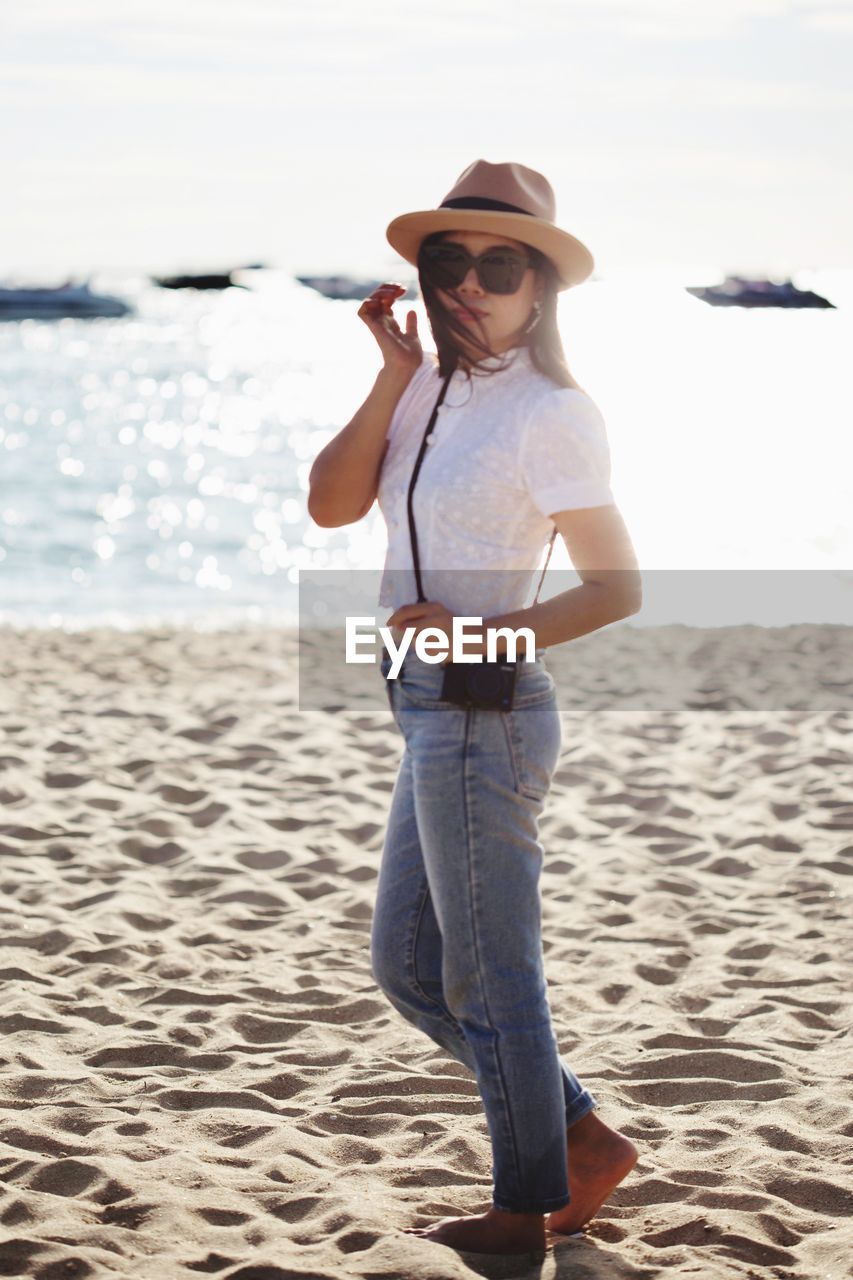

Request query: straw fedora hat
[{"left": 386, "top": 159, "right": 594, "bottom": 291}]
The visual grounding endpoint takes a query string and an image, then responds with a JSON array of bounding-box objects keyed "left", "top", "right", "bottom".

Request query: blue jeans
[{"left": 371, "top": 646, "right": 598, "bottom": 1214}]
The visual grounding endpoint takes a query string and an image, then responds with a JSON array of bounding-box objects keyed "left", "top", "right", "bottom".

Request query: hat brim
[{"left": 386, "top": 210, "right": 594, "bottom": 291}]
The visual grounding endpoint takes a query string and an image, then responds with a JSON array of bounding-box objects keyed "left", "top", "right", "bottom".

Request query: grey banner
[{"left": 298, "top": 569, "right": 853, "bottom": 713}]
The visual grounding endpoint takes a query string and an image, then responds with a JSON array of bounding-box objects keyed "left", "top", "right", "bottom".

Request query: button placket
[{"left": 427, "top": 401, "right": 455, "bottom": 448}]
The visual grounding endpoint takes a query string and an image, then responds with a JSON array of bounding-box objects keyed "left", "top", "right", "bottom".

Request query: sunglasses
[{"left": 418, "top": 242, "right": 533, "bottom": 295}]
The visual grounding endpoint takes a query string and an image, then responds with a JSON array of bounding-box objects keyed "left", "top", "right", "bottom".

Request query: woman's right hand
[{"left": 358, "top": 283, "right": 422, "bottom": 375}]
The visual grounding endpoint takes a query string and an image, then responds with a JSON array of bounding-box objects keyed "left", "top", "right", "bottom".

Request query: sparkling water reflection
[{"left": 0, "top": 267, "right": 851, "bottom": 630}]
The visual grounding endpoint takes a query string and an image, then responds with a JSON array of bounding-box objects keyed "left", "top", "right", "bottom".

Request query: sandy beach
[{"left": 1, "top": 621, "right": 851, "bottom": 1279}]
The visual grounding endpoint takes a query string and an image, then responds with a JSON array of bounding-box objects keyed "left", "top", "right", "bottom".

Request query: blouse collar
[{"left": 459, "top": 345, "right": 532, "bottom": 375}]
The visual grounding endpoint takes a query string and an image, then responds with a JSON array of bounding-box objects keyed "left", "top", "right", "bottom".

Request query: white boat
[
  {"left": 0, "top": 280, "right": 132, "bottom": 320},
  {"left": 686, "top": 275, "right": 835, "bottom": 309}
]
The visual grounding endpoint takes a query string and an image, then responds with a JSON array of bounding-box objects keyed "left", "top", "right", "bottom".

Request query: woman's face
[{"left": 431, "top": 229, "right": 544, "bottom": 356}]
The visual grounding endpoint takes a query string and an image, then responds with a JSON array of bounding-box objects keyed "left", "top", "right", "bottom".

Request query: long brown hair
[{"left": 417, "top": 230, "right": 585, "bottom": 392}]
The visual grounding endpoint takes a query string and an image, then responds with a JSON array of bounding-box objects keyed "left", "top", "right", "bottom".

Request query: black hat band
[{"left": 439, "top": 196, "right": 534, "bottom": 216}]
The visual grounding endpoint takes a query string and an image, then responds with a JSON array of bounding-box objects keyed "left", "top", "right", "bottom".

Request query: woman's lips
[{"left": 454, "top": 306, "right": 487, "bottom": 322}]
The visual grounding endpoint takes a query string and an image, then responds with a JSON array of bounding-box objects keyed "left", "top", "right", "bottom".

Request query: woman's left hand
[{"left": 386, "top": 600, "right": 457, "bottom": 664}]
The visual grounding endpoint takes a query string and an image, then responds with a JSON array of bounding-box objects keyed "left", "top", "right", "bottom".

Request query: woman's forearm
[
  {"left": 468, "top": 579, "right": 642, "bottom": 656},
  {"left": 307, "top": 366, "right": 414, "bottom": 527}
]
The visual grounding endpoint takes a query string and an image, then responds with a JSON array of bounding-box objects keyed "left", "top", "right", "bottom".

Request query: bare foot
[
  {"left": 403, "top": 1206, "right": 546, "bottom": 1255},
  {"left": 546, "top": 1111, "right": 639, "bottom": 1237}
]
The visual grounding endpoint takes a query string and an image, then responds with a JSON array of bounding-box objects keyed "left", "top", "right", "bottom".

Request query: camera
[{"left": 440, "top": 658, "right": 519, "bottom": 710}]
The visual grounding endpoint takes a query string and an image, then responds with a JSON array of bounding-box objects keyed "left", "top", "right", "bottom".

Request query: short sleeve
[
  {"left": 386, "top": 353, "right": 440, "bottom": 443},
  {"left": 519, "top": 387, "right": 614, "bottom": 517}
]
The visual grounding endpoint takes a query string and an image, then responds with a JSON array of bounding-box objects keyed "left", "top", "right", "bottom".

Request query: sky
[{"left": 4, "top": 0, "right": 853, "bottom": 280}]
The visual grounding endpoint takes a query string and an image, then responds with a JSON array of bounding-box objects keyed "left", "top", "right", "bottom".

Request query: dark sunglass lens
[
  {"left": 420, "top": 244, "right": 469, "bottom": 289},
  {"left": 479, "top": 251, "right": 528, "bottom": 294}
]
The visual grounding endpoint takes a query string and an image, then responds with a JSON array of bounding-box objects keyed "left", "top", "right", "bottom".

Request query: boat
[
  {"left": 153, "top": 271, "right": 247, "bottom": 290},
  {"left": 686, "top": 275, "right": 835, "bottom": 309},
  {"left": 296, "top": 275, "right": 417, "bottom": 301},
  {"left": 0, "top": 280, "right": 132, "bottom": 320}
]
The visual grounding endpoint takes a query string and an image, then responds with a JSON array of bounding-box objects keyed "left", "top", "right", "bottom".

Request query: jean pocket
[
  {"left": 396, "top": 660, "right": 461, "bottom": 710},
  {"left": 512, "top": 662, "right": 558, "bottom": 708},
  {"left": 501, "top": 697, "right": 562, "bottom": 801}
]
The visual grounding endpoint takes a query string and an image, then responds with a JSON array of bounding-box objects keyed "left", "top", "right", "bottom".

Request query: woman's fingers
[
  {"left": 359, "top": 299, "right": 397, "bottom": 329},
  {"left": 361, "top": 309, "right": 399, "bottom": 340},
  {"left": 358, "top": 289, "right": 420, "bottom": 364},
  {"left": 359, "top": 307, "right": 412, "bottom": 349},
  {"left": 367, "top": 286, "right": 399, "bottom": 301},
  {"left": 374, "top": 282, "right": 407, "bottom": 299},
  {"left": 361, "top": 282, "right": 407, "bottom": 315}
]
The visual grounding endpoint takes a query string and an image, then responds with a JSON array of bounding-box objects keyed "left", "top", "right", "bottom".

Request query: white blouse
[{"left": 377, "top": 345, "right": 615, "bottom": 620}]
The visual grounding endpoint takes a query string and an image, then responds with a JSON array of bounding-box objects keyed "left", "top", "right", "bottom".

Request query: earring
[{"left": 523, "top": 301, "right": 543, "bottom": 334}]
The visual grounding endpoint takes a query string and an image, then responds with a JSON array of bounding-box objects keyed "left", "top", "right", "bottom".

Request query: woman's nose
[{"left": 459, "top": 265, "right": 484, "bottom": 293}]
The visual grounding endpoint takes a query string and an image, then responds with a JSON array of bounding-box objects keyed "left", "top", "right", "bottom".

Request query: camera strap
[
  {"left": 405, "top": 369, "right": 557, "bottom": 607},
  {"left": 405, "top": 370, "right": 453, "bottom": 603}
]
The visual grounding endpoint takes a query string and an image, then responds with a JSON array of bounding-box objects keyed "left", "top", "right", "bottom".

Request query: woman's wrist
[{"left": 376, "top": 363, "right": 417, "bottom": 394}]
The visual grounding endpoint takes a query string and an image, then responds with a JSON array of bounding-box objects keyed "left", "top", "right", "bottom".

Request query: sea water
[{"left": 1, "top": 267, "right": 851, "bottom": 631}]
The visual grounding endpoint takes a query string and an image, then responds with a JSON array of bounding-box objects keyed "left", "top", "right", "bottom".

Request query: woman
[{"left": 308, "top": 159, "right": 642, "bottom": 1256}]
